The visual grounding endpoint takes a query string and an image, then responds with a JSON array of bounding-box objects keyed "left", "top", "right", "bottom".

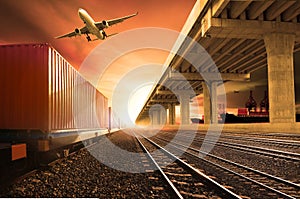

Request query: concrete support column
[
  {"left": 264, "top": 33, "right": 296, "bottom": 123},
  {"left": 210, "top": 81, "right": 218, "bottom": 124},
  {"left": 202, "top": 81, "right": 218, "bottom": 124},
  {"left": 108, "top": 107, "right": 112, "bottom": 131},
  {"left": 159, "top": 106, "right": 167, "bottom": 125},
  {"left": 179, "top": 94, "right": 190, "bottom": 125},
  {"left": 150, "top": 109, "right": 160, "bottom": 125},
  {"left": 202, "top": 82, "right": 211, "bottom": 124},
  {"left": 168, "top": 103, "right": 176, "bottom": 125}
]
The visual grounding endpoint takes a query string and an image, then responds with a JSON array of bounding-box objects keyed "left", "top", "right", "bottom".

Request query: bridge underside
[{"left": 136, "top": 0, "right": 300, "bottom": 127}]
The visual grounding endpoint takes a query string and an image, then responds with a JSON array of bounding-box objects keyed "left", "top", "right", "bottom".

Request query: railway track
[
  {"left": 153, "top": 136, "right": 300, "bottom": 199},
  {"left": 160, "top": 132, "right": 300, "bottom": 161},
  {"left": 219, "top": 134, "right": 300, "bottom": 147},
  {"left": 134, "top": 133, "right": 242, "bottom": 199},
  {"left": 221, "top": 132, "right": 300, "bottom": 140},
  {"left": 196, "top": 132, "right": 300, "bottom": 154},
  {"left": 203, "top": 138, "right": 300, "bottom": 161}
]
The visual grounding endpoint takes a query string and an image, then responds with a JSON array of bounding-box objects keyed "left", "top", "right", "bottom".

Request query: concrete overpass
[{"left": 136, "top": 0, "right": 300, "bottom": 128}]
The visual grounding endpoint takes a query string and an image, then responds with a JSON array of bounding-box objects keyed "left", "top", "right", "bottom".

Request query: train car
[{"left": 0, "top": 43, "right": 108, "bottom": 163}]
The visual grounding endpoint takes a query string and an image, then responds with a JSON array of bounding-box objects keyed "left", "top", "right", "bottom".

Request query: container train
[{"left": 0, "top": 43, "right": 109, "bottom": 163}]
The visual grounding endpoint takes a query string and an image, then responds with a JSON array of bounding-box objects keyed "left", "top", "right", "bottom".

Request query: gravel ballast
[{"left": 0, "top": 131, "right": 171, "bottom": 198}]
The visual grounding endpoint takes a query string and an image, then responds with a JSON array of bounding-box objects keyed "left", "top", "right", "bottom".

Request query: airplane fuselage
[
  {"left": 78, "top": 8, "right": 104, "bottom": 40},
  {"left": 55, "top": 8, "right": 137, "bottom": 42}
]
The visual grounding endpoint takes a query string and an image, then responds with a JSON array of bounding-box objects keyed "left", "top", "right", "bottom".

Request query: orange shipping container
[{"left": 0, "top": 43, "right": 108, "bottom": 132}]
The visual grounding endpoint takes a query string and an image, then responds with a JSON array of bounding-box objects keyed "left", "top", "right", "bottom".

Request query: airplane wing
[
  {"left": 55, "top": 26, "right": 89, "bottom": 39},
  {"left": 95, "top": 12, "right": 138, "bottom": 30},
  {"left": 107, "top": 12, "right": 138, "bottom": 26}
]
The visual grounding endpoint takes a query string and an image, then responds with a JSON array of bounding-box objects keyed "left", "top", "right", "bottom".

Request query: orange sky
[{"left": 0, "top": 0, "right": 195, "bottom": 69}]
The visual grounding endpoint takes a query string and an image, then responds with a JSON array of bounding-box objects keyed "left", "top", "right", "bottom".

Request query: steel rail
[
  {"left": 155, "top": 137, "right": 298, "bottom": 199},
  {"left": 161, "top": 133, "right": 300, "bottom": 161},
  {"left": 137, "top": 134, "right": 242, "bottom": 199},
  {"left": 216, "top": 134, "right": 300, "bottom": 147},
  {"left": 134, "top": 134, "right": 184, "bottom": 199}
]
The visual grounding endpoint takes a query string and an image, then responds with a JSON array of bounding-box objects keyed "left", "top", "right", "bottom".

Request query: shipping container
[{"left": 0, "top": 43, "right": 108, "bottom": 152}]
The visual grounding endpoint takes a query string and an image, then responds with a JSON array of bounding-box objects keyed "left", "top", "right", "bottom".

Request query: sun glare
[{"left": 128, "top": 83, "right": 154, "bottom": 123}]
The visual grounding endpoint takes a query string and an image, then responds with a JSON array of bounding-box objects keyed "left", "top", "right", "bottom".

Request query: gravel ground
[{"left": 0, "top": 131, "right": 171, "bottom": 198}]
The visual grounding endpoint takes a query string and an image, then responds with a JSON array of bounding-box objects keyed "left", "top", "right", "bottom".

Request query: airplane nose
[{"left": 78, "top": 8, "right": 85, "bottom": 18}]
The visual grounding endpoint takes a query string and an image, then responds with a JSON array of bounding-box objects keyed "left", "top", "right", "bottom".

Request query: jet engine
[
  {"left": 75, "top": 28, "right": 81, "bottom": 36},
  {"left": 102, "top": 20, "right": 109, "bottom": 28}
]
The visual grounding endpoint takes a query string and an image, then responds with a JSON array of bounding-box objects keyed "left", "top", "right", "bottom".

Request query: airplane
[{"left": 56, "top": 8, "right": 138, "bottom": 42}]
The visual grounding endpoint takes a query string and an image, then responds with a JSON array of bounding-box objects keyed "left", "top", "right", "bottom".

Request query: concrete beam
[
  {"left": 282, "top": 1, "right": 300, "bottom": 21},
  {"left": 150, "top": 99, "right": 179, "bottom": 103},
  {"left": 179, "top": 52, "right": 206, "bottom": 72},
  {"left": 212, "top": 0, "right": 230, "bottom": 17},
  {"left": 168, "top": 72, "right": 250, "bottom": 81},
  {"left": 202, "top": 18, "right": 300, "bottom": 41},
  {"left": 225, "top": 50, "right": 266, "bottom": 72},
  {"left": 265, "top": 0, "right": 296, "bottom": 21},
  {"left": 207, "top": 38, "right": 231, "bottom": 55},
  {"left": 229, "top": 1, "right": 252, "bottom": 19},
  {"left": 246, "top": 62, "right": 267, "bottom": 74},
  {"left": 239, "top": 57, "right": 267, "bottom": 73},
  {"left": 247, "top": 1, "right": 274, "bottom": 20},
  {"left": 156, "top": 89, "right": 200, "bottom": 96},
  {"left": 218, "top": 40, "right": 264, "bottom": 70},
  {"left": 204, "top": 39, "right": 247, "bottom": 71}
]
